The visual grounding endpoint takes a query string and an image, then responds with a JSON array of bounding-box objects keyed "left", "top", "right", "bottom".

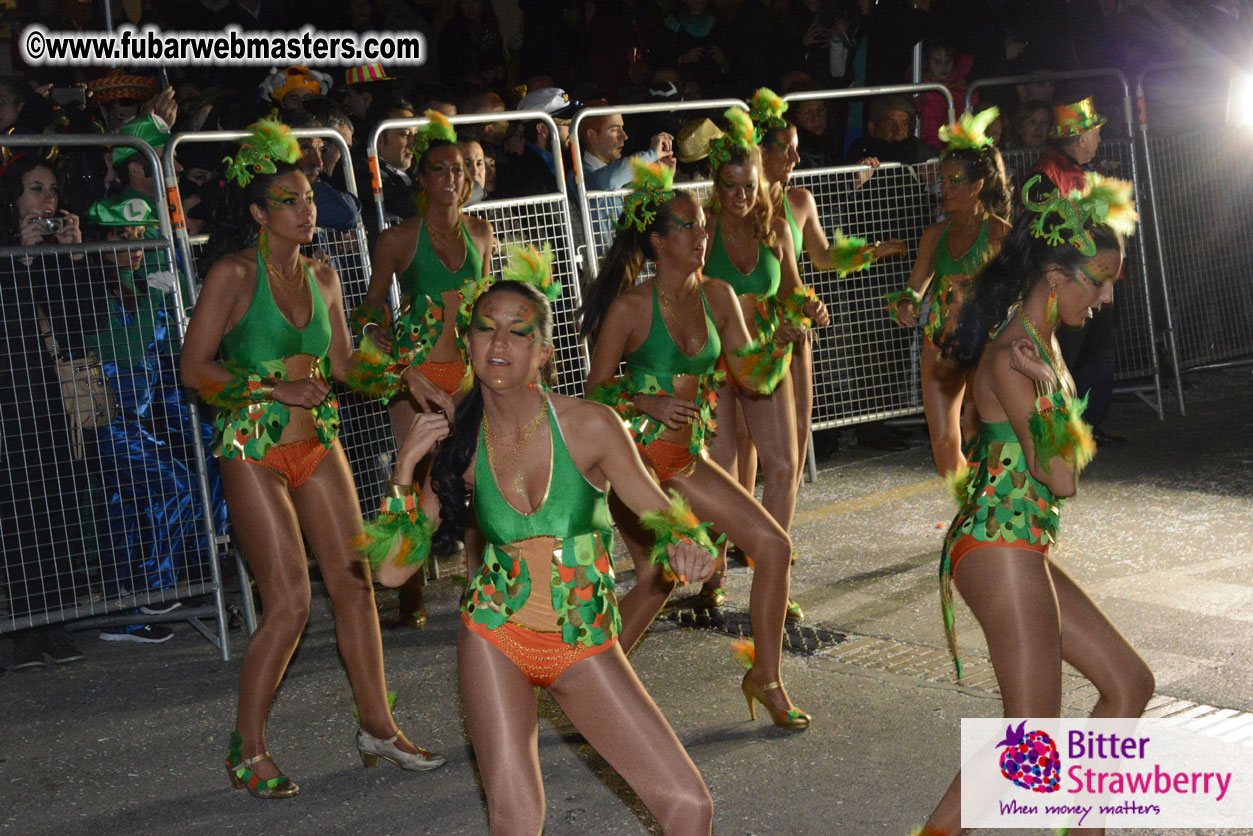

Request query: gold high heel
[
  {"left": 740, "top": 672, "right": 811, "bottom": 730},
  {"left": 225, "top": 732, "right": 300, "bottom": 799},
  {"left": 785, "top": 598, "right": 804, "bottom": 622},
  {"left": 356, "top": 728, "right": 446, "bottom": 771}
]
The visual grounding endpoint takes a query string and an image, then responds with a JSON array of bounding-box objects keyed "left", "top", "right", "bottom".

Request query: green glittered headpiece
[
  {"left": 222, "top": 120, "right": 302, "bottom": 187},
  {"left": 615, "top": 158, "right": 676, "bottom": 233},
  {"left": 707, "top": 108, "right": 759, "bottom": 172},
  {"left": 938, "top": 107, "right": 998, "bottom": 158},
  {"left": 501, "top": 242, "right": 561, "bottom": 302},
  {"left": 413, "top": 110, "right": 458, "bottom": 161},
  {"left": 1022, "top": 172, "right": 1138, "bottom": 257},
  {"left": 749, "top": 87, "right": 789, "bottom": 134}
]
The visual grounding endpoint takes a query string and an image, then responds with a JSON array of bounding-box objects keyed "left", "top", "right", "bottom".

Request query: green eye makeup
[
  {"left": 1078, "top": 262, "right": 1118, "bottom": 285},
  {"left": 267, "top": 185, "right": 300, "bottom": 208}
]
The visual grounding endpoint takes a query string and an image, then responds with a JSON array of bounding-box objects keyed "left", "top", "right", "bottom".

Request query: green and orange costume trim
[
  {"left": 639, "top": 490, "right": 722, "bottom": 582},
  {"left": 355, "top": 482, "right": 435, "bottom": 572}
]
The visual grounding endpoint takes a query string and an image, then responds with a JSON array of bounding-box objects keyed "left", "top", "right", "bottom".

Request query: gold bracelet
[
  {"left": 255, "top": 381, "right": 276, "bottom": 400},
  {"left": 388, "top": 478, "right": 416, "bottom": 498}
]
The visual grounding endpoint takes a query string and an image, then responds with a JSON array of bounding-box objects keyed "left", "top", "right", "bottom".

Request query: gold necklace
[
  {"left": 265, "top": 255, "right": 307, "bottom": 298},
  {"left": 1016, "top": 307, "right": 1061, "bottom": 371},
  {"left": 656, "top": 281, "right": 702, "bottom": 320},
  {"left": 483, "top": 390, "right": 549, "bottom": 500},
  {"left": 424, "top": 214, "right": 466, "bottom": 261}
]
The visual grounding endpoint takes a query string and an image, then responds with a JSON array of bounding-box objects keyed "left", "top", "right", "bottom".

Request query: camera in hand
[{"left": 36, "top": 216, "right": 65, "bottom": 235}]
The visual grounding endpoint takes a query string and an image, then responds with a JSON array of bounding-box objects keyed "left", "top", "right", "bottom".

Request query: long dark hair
[
  {"left": 204, "top": 161, "right": 304, "bottom": 265},
  {"left": 430, "top": 280, "right": 556, "bottom": 554},
  {"left": 939, "top": 212, "right": 1124, "bottom": 370},
  {"left": 944, "top": 145, "right": 1012, "bottom": 221},
  {"left": 579, "top": 191, "right": 690, "bottom": 343},
  {"left": 1, "top": 154, "right": 57, "bottom": 244}
]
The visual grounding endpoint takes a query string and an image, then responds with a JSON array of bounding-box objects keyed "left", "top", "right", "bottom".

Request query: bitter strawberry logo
[{"left": 996, "top": 721, "right": 1061, "bottom": 793}]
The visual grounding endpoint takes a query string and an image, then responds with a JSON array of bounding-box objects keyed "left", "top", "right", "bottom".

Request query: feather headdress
[
  {"left": 616, "top": 158, "right": 677, "bottom": 232},
  {"left": 938, "top": 107, "right": 999, "bottom": 157},
  {"left": 222, "top": 120, "right": 302, "bottom": 187}
]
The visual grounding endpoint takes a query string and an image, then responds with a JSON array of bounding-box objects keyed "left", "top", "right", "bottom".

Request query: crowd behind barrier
[
  {"left": 4, "top": 62, "right": 1253, "bottom": 655},
  {"left": 0, "top": 135, "right": 228, "bottom": 654}
]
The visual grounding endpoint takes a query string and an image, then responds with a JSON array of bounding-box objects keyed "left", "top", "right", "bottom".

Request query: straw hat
[{"left": 676, "top": 118, "right": 723, "bottom": 164}]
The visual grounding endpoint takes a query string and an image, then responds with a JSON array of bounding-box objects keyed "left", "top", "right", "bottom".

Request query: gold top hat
[
  {"left": 1049, "top": 97, "right": 1106, "bottom": 139},
  {"left": 676, "top": 118, "right": 724, "bottom": 164}
]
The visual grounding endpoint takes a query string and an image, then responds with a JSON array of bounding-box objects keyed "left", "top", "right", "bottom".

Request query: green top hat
[
  {"left": 112, "top": 114, "right": 170, "bottom": 167},
  {"left": 1049, "top": 97, "right": 1106, "bottom": 139}
]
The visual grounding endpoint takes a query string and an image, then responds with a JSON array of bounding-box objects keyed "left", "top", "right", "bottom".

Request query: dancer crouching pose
[
  {"left": 582, "top": 160, "right": 809, "bottom": 730},
  {"left": 887, "top": 110, "right": 1011, "bottom": 481},
  {"left": 353, "top": 111, "right": 494, "bottom": 630},
  {"left": 364, "top": 250, "right": 716, "bottom": 835},
  {"left": 914, "top": 174, "right": 1152, "bottom": 835},
  {"left": 181, "top": 122, "right": 449, "bottom": 798}
]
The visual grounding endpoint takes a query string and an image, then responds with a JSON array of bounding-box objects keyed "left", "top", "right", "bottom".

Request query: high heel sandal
[
  {"left": 225, "top": 731, "right": 300, "bottom": 799},
  {"left": 693, "top": 587, "right": 725, "bottom": 609},
  {"left": 398, "top": 609, "right": 427, "bottom": 629},
  {"left": 740, "top": 672, "right": 811, "bottom": 730},
  {"left": 356, "top": 728, "right": 446, "bottom": 771},
  {"left": 785, "top": 598, "right": 804, "bottom": 622}
]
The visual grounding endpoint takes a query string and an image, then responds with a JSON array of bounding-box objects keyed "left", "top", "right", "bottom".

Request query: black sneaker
[
  {"left": 99, "top": 623, "right": 174, "bottom": 643},
  {"left": 139, "top": 601, "right": 182, "bottom": 615},
  {"left": 42, "top": 627, "right": 85, "bottom": 664},
  {"left": 9, "top": 632, "right": 47, "bottom": 670}
]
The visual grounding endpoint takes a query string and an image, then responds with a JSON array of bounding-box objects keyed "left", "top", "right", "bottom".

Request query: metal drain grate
[{"left": 662, "top": 603, "right": 849, "bottom": 654}]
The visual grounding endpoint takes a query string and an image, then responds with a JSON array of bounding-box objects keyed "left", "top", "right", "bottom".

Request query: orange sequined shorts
[
  {"left": 414, "top": 359, "right": 468, "bottom": 395},
  {"left": 462, "top": 613, "right": 615, "bottom": 688},
  {"left": 637, "top": 439, "right": 699, "bottom": 483},
  {"left": 948, "top": 535, "right": 1050, "bottom": 576},
  {"left": 250, "top": 438, "right": 331, "bottom": 487}
]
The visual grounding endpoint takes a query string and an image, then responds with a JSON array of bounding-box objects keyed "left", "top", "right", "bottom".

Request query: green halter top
[
  {"left": 625, "top": 284, "right": 721, "bottom": 379},
  {"left": 925, "top": 217, "right": 991, "bottom": 344},
  {"left": 397, "top": 219, "right": 481, "bottom": 306},
  {"left": 223, "top": 252, "right": 331, "bottom": 365},
  {"left": 782, "top": 196, "right": 803, "bottom": 270},
  {"left": 464, "top": 400, "right": 620, "bottom": 647},
  {"left": 703, "top": 222, "right": 781, "bottom": 298}
]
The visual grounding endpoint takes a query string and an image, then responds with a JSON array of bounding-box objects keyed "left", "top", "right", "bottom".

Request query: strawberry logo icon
[{"left": 996, "top": 721, "right": 1060, "bottom": 793}]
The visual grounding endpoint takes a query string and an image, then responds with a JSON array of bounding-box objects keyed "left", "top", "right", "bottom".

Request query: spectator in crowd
[
  {"left": 355, "top": 97, "right": 417, "bottom": 244},
  {"left": 786, "top": 91, "right": 843, "bottom": 168},
  {"left": 85, "top": 70, "right": 160, "bottom": 132},
  {"left": 845, "top": 95, "right": 935, "bottom": 165},
  {"left": 410, "top": 83, "right": 458, "bottom": 118},
  {"left": 0, "top": 77, "right": 29, "bottom": 134},
  {"left": 111, "top": 115, "right": 188, "bottom": 299},
  {"left": 280, "top": 110, "right": 362, "bottom": 231},
  {"left": 1025, "top": 96, "right": 1122, "bottom": 443},
  {"left": 917, "top": 40, "right": 979, "bottom": 149},
  {"left": 1010, "top": 99, "right": 1052, "bottom": 150},
  {"left": 1, "top": 153, "right": 99, "bottom": 670},
  {"left": 342, "top": 64, "right": 397, "bottom": 122},
  {"left": 440, "top": 0, "right": 508, "bottom": 91},
  {"left": 576, "top": 109, "right": 674, "bottom": 192},
  {"left": 496, "top": 87, "right": 580, "bottom": 198},
  {"left": 1016, "top": 73, "right": 1056, "bottom": 108},
  {"left": 177, "top": 177, "right": 221, "bottom": 238},
  {"left": 260, "top": 67, "right": 333, "bottom": 113},
  {"left": 459, "top": 138, "right": 491, "bottom": 204},
  {"left": 661, "top": 0, "right": 730, "bottom": 98},
  {"left": 300, "top": 96, "right": 357, "bottom": 193},
  {"left": 673, "top": 117, "right": 722, "bottom": 182}
]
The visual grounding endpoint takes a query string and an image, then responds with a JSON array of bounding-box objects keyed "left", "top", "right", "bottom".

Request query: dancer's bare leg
[
  {"left": 791, "top": 337, "right": 813, "bottom": 490},
  {"left": 921, "top": 549, "right": 1153, "bottom": 835},
  {"left": 921, "top": 340, "right": 967, "bottom": 477},
  {"left": 458, "top": 625, "right": 544, "bottom": 836},
  {"left": 740, "top": 371, "right": 800, "bottom": 535},
  {"left": 292, "top": 442, "right": 422, "bottom": 754},
  {"left": 551, "top": 645, "right": 713, "bottom": 835},
  {"left": 222, "top": 457, "right": 314, "bottom": 782}
]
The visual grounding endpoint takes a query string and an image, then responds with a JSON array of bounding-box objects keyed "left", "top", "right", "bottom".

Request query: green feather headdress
[
  {"left": 938, "top": 106, "right": 998, "bottom": 157},
  {"left": 615, "top": 158, "right": 676, "bottom": 233},
  {"left": 222, "top": 119, "right": 302, "bottom": 187},
  {"left": 1022, "top": 171, "right": 1138, "bottom": 257},
  {"left": 749, "top": 87, "right": 788, "bottom": 134},
  {"left": 413, "top": 110, "right": 458, "bottom": 160},
  {"left": 501, "top": 242, "right": 561, "bottom": 302},
  {"left": 707, "top": 107, "right": 759, "bottom": 172}
]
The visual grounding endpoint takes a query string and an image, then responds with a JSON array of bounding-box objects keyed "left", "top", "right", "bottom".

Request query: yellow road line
[{"left": 792, "top": 477, "right": 943, "bottom": 525}]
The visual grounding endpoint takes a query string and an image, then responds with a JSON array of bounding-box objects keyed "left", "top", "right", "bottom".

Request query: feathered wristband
[
  {"left": 638, "top": 490, "right": 721, "bottom": 582},
  {"left": 343, "top": 334, "right": 407, "bottom": 402},
  {"left": 349, "top": 302, "right": 390, "bottom": 342},
  {"left": 1027, "top": 391, "right": 1096, "bottom": 474},
  {"left": 198, "top": 368, "right": 276, "bottom": 410},
  {"left": 354, "top": 483, "right": 435, "bottom": 572},
  {"left": 777, "top": 286, "right": 820, "bottom": 329},
  {"left": 884, "top": 287, "right": 923, "bottom": 324},
  {"left": 828, "top": 230, "right": 878, "bottom": 277},
  {"left": 730, "top": 337, "right": 790, "bottom": 395}
]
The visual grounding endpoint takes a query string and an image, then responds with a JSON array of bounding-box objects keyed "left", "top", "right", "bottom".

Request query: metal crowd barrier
[
  {"left": 1136, "top": 60, "right": 1253, "bottom": 402},
  {"left": 0, "top": 134, "right": 227, "bottom": 653},
  {"left": 966, "top": 69, "right": 1169, "bottom": 418},
  {"left": 366, "top": 112, "right": 588, "bottom": 394},
  {"left": 165, "top": 129, "right": 397, "bottom": 638}
]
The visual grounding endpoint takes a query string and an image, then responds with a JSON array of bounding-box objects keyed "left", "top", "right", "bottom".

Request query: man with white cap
[{"left": 495, "top": 87, "right": 581, "bottom": 198}]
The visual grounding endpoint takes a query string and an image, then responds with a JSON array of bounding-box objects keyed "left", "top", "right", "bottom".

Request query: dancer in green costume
[
  {"left": 887, "top": 110, "right": 1012, "bottom": 481},
  {"left": 363, "top": 256, "right": 717, "bottom": 835},
  {"left": 182, "top": 121, "right": 450, "bottom": 799},
  {"left": 914, "top": 173, "right": 1152, "bottom": 836},
  {"left": 352, "top": 110, "right": 495, "bottom": 629}
]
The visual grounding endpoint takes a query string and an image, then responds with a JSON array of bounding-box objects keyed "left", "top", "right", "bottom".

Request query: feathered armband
[
  {"left": 884, "top": 286, "right": 922, "bottom": 324},
  {"left": 198, "top": 365, "right": 276, "bottom": 410},
  {"left": 343, "top": 334, "right": 408, "bottom": 402},
  {"left": 730, "top": 337, "right": 790, "bottom": 395},
  {"left": 353, "top": 485, "right": 435, "bottom": 572},
  {"left": 776, "top": 286, "right": 820, "bottom": 329},
  {"left": 828, "top": 230, "right": 878, "bottom": 277},
  {"left": 1027, "top": 391, "right": 1096, "bottom": 474},
  {"left": 349, "top": 302, "right": 390, "bottom": 342},
  {"left": 638, "top": 490, "right": 722, "bottom": 582}
]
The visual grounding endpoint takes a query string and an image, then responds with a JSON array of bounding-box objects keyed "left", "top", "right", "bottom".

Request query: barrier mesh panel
[
  {"left": 1146, "top": 130, "right": 1253, "bottom": 368},
  {"left": 1, "top": 245, "right": 220, "bottom": 632},
  {"left": 1000, "top": 143, "right": 1160, "bottom": 381}
]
